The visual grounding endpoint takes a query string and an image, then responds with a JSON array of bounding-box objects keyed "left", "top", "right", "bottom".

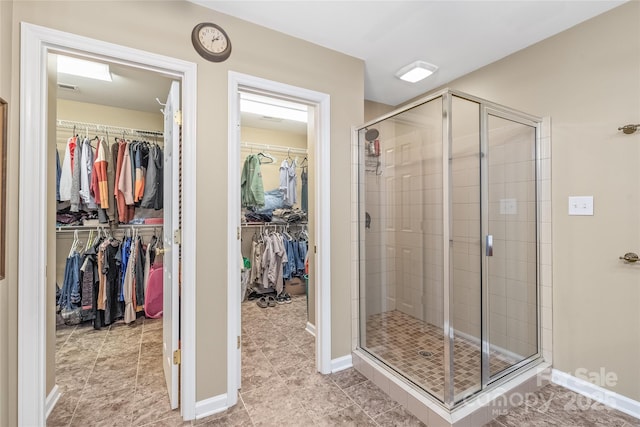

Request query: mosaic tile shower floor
[{"left": 365, "top": 310, "right": 514, "bottom": 400}]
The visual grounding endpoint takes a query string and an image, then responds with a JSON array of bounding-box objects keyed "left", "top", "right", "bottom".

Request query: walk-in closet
[
  {"left": 238, "top": 92, "right": 316, "bottom": 396},
  {"left": 49, "top": 54, "right": 181, "bottom": 425}
]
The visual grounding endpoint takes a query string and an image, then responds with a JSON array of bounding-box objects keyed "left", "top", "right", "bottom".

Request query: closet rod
[
  {"left": 241, "top": 222, "right": 308, "bottom": 228},
  {"left": 56, "top": 224, "right": 162, "bottom": 232},
  {"left": 241, "top": 141, "right": 307, "bottom": 156},
  {"left": 57, "top": 119, "right": 163, "bottom": 137}
]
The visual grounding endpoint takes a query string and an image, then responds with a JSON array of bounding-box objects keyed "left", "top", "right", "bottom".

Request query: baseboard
[
  {"left": 194, "top": 394, "right": 228, "bottom": 419},
  {"left": 306, "top": 321, "right": 316, "bottom": 336},
  {"left": 331, "top": 354, "right": 353, "bottom": 373},
  {"left": 45, "top": 385, "right": 61, "bottom": 418},
  {"left": 552, "top": 369, "right": 640, "bottom": 420}
]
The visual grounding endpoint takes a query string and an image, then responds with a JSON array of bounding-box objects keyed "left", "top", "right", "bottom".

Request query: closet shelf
[
  {"left": 241, "top": 221, "right": 308, "bottom": 227},
  {"left": 56, "top": 224, "right": 162, "bottom": 232},
  {"left": 57, "top": 119, "right": 163, "bottom": 138}
]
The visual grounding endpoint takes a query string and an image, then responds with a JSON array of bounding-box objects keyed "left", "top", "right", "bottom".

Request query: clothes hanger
[
  {"left": 85, "top": 229, "right": 94, "bottom": 252},
  {"left": 68, "top": 230, "right": 79, "bottom": 257},
  {"left": 257, "top": 152, "right": 275, "bottom": 164}
]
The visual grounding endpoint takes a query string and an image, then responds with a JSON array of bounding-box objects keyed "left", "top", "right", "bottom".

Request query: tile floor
[
  {"left": 48, "top": 297, "right": 640, "bottom": 426},
  {"left": 365, "top": 310, "right": 513, "bottom": 400},
  {"left": 486, "top": 382, "right": 640, "bottom": 427}
]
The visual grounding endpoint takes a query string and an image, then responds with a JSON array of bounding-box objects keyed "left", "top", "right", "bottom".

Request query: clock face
[
  {"left": 192, "top": 22, "right": 232, "bottom": 62},
  {"left": 198, "top": 26, "right": 228, "bottom": 54}
]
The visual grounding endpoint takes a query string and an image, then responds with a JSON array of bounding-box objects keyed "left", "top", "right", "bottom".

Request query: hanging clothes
[
  {"left": 105, "top": 138, "right": 117, "bottom": 222},
  {"left": 101, "top": 238, "right": 124, "bottom": 326},
  {"left": 279, "top": 158, "right": 297, "bottom": 207},
  {"left": 59, "top": 250, "right": 82, "bottom": 324},
  {"left": 133, "top": 142, "right": 149, "bottom": 203},
  {"left": 123, "top": 237, "right": 137, "bottom": 324},
  {"left": 140, "top": 144, "right": 163, "bottom": 210},
  {"left": 59, "top": 136, "right": 76, "bottom": 202},
  {"left": 261, "top": 231, "right": 288, "bottom": 295},
  {"left": 134, "top": 236, "right": 146, "bottom": 311},
  {"left": 250, "top": 238, "right": 263, "bottom": 285},
  {"left": 241, "top": 154, "right": 265, "bottom": 208},
  {"left": 70, "top": 138, "right": 82, "bottom": 212},
  {"left": 301, "top": 167, "right": 308, "bottom": 212},
  {"left": 79, "top": 138, "right": 98, "bottom": 210},
  {"left": 56, "top": 150, "right": 62, "bottom": 202},
  {"left": 119, "top": 140, "right": 135, "bottom": 206},
  {"left": 115, "top": 140, "right": 135, "bottom": 223},
  {"left": 91, "top": 137, "right": 110, "bottom": 209}
]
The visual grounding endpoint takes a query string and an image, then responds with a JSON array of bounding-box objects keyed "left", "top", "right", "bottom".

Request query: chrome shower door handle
[{"left": 486, "top": 235, "right": 493, "bottom": 257}]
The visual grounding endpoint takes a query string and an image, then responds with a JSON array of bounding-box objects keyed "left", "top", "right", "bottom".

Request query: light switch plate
[{"left": 568, "top": 196, "right": 593, "bottom": 216}]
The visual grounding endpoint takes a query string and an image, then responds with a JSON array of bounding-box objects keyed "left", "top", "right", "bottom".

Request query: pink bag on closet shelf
[{"left": 145, "top": 263, "right": 164, "bottom": 319}]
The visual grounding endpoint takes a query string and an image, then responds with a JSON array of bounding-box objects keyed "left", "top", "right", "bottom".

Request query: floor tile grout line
[
  {"left": 67, "top": 323, "right": 111, "bottom": 427},
  {"left": 318, "top": 375, "right": 374, "bottom": 425},
  {"left": 54, "top": 324, "right": 77, "bottom": 427},
  {"left": 128, "top": 320, "right": 146, "bottom": 427}
]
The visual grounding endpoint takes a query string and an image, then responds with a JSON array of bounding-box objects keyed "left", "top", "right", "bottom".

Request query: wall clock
[{"left": 191, "top": 22, "right": 232, "bottom": 62}]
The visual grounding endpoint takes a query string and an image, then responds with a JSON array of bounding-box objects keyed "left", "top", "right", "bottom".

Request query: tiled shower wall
[{"left": 362, "top": 99, "right": 444, "bottom": 327}]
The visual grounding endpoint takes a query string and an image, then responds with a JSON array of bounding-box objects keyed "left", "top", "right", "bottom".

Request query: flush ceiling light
[
  {"left": 240, "top": 93, "right": 308, "bottom": 123},
  {"left": 57, "top": 55, "right": 112, "bottom": 82},
  {"left": 396, "top": 60, "right": 438, "bottom": 83}
]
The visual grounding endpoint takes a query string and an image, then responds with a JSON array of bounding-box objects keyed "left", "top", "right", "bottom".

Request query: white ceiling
[
  {"left": 56, "top": 60, "right": 174, "bottom": 114},
  {"left": 56, "top": 1, "right": 626, "bottom": 134},
  {"left": 191, "top": 0, "right": 626, "bottom": 106}
]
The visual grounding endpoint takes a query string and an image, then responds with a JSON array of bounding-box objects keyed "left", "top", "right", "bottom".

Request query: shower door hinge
[
  {"left": 314, "top": 245, "right": 317, "bottom": 254},
  {"left": 174, "top": 229, "right": 182, "bottom": 245},
  {"left": 237, "top": 336, "right": 241, "bottom": 349},
  {"left": 237, "top": 227, "right": 241, "bottom": 240},
  {"left": 174, "top": 110, "right": 182, "bottom": 126},
  {"left": 173, "top": 349, "right": 181, "bottom": 365}
]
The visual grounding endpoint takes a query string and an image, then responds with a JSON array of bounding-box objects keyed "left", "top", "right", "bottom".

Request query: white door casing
[
  {"left": 227, "top": 71, "right": 332, "bottom": 408},
  {"left": 163, "top": 80, "right": 181, "bottom": 410},
  {"left": 18, "top": 23, "right": 198, "bottom": 424}
]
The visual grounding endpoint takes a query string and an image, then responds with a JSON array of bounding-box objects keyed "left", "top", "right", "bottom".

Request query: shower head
[
  {"left": 365, "top": 128, "right": 379, "bottom": 141},
  {"left": 618, "top": 124, "right": 640, "bottom": 134}
]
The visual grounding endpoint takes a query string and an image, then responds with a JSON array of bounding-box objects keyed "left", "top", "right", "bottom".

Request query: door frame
[
  {"left": 227, "top": 71, "right": 332, "bottom": 406},
  {"left": 18, "top": 22, "right": 198, "bottom": 425}
]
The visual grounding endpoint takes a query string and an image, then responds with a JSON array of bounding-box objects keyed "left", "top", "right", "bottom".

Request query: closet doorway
[
  {"left": 227, "top": 72, "right": 332, "bottom": 408},
  {"left": 50, "top": 55, "right": 181, "bottom": 424},
  {"left": 18, "top": 23, "right": 197, "bottom": 426},
  {"left": 238, "top": 91, "right": 312, "bottom": 391}
]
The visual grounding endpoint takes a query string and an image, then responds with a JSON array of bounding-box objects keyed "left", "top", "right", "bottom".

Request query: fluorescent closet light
[
  {"left": 396, "top": 60, "right": 438, "bottom": 83},
  {"left": 57, "top": 55, "right": 112, "bottom": 82},
  {"left": 240, "top": 98, "right": 307, "bottom": 123}
]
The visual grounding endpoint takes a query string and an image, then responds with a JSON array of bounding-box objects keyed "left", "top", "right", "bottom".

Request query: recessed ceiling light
[
  {"left": 57, "top": 55, "right": 112, "bottom": 82},
  {"left": 396, "top": 61, "right": 438, "bottom": 83}
]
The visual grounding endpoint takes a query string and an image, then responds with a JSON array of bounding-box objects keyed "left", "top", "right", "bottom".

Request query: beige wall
[
  {"left": 364, "top": 100, "right": 394, "bottom": 123},
  {"left": 3, "top": 0, "right": 363, "bottom": 417},
  {"left": 57, "top": 99, "right": 164, "bottom": 131},
  {"left": 432, "top": 2, "right": 640, "bottom": 401},
  {"left": 0, "top": 0, "right": 15, "bottom": 425}
]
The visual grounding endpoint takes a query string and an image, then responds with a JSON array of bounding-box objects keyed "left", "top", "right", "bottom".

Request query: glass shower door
[{"left": 483, "top": 110, "right": 539, "bottom": 381}]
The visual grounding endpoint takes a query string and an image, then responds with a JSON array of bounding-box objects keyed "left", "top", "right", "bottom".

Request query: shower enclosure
[{"left": 358, "top": 89, "right": 541, "bottom": 409}]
